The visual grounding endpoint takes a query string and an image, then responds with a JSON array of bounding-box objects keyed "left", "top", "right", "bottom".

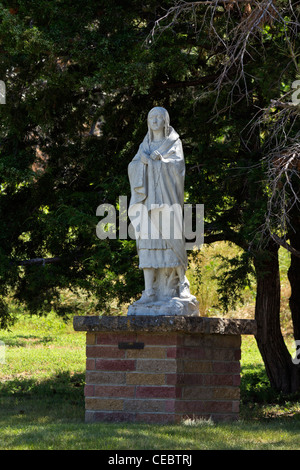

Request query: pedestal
[
  {"left": 127, "top": 297, "right": 200, "bottom": 316},
  {"left": 73, "top": 316, "right": 256, "bottom": 423}
]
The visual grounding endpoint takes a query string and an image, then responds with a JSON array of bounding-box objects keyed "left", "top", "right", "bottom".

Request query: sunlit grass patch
[{"left": 0, "top": 246, "right": 300, "bottom": 450}]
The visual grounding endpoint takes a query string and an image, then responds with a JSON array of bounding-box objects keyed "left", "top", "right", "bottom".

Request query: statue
[{"left": 127, "top": 107, "right": 199, "bottom": 316}]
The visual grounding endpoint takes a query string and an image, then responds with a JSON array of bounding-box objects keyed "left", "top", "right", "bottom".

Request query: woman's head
[{"left": 147, "top": 107, "right": 170, "bottom": 140}]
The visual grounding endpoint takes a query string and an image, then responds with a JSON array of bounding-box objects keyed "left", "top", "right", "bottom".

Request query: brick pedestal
[{"left": 73, "top": 316, "right": 256, "bottom": 423}]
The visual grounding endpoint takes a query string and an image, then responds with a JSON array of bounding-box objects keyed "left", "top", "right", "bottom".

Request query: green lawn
[{"left": 1, "top": 313, "right": 300, "bottom": 450}]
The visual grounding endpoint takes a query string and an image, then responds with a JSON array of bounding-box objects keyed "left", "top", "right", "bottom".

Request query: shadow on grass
[
  {"left": 241, "top": 363, "right": 300, "bottom": 423},
  {"left": 0, "top": 369, "right": 85, "bottom": 398},
  {"left": 2, "top": 409, "right": 300, "bottom": 450},
  {"left": 1, "top": 360, "right": 300, "bottom": 450},
  {"left": 241, "top": 363, "right": 276, "bottom": 404},
  {"left": 0, "top": 371, "right": 86, "bottom": 425},
  {"left": 0, "top": 334, "right": 55, "bottom": 347},
  {"left": 1, "top": 370, "right": 300, "bottom": 449}
]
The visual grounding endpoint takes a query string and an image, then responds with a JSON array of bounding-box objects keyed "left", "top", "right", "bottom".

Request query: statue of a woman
[{"left": 128, "top": 107, "right": 197, "bottom": 313}]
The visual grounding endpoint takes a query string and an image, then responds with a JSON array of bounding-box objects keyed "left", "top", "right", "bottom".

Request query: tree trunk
[
  {"left": 254, "top": 242, "right": 300, "bottom": 393},
  {"left": 288, "top": 218, "right": 300, "bottom": 342}
]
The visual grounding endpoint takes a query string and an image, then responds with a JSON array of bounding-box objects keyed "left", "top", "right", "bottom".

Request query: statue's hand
[
  {"left": 140, "top": 154, "right": 149, "bottom": 164},
  {"left": 150, "top": 150, "right": 161, "bottom": 161}
]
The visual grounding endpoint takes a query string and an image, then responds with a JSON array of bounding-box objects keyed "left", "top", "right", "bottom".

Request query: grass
[
  {"left": 0, "top": 243, "right": 298, "bottom": 450},
  {"left": 1, "top": 312, "right": 300, "bottom": 450}
]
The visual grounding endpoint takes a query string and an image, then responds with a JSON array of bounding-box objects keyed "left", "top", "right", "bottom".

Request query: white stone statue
[{"left": 127, "top": 107, "right": 199, "bottom": 316}]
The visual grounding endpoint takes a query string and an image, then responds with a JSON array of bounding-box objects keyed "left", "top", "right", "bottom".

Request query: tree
[
  {"left": 0, "top": 0, "right": 151, "bottom": 324},
  {"left": 0, "top": 0, "right": 300, "bottom": 394},
  {"left": 147, "top": 0, "right": 300, "bottom": 393},
  {"left": 1, "top": 0, "right": 231, "bottom": 324}
]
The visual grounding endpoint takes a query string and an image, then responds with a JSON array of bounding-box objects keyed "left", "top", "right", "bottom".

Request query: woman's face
[{"left": 148, "top": 111, "right": 165, "bottom": 132}]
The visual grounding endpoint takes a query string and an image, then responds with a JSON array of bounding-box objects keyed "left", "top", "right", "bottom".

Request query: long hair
[{"left": 147, "top": 107, "right": 170, "bottom": 141}]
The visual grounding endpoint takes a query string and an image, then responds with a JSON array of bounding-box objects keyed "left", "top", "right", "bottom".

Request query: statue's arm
[
  {"left": 159, "top": 140, "right": 183, "bottom": 163},
  {"left": 149, "top": 150, "right": 161, "bottom": 161},
  {"left": 140, "top": 153, "right": 150, "bottom": 164},
  {"left": 132, "top": 144, "right": 150, "bottom": 165}
]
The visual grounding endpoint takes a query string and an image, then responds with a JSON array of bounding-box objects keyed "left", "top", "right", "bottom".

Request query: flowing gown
[{"left": 128, "top": 126, "right": 188, "bottom": 272}]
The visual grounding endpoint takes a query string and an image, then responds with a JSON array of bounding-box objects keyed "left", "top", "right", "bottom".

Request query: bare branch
[
  {"left": 147, "top": 0, "right": 300, "bottom": 114},
  {"left": 11, "top": 251, "right": 84, "bottom": 266},
  {"left": 147, "top": 0, "right": 300, "bottom": 253},
  {"left": 13, "top": 257, "right": 62, "bottom": 266},
  {"left": 257, "top": 137, "right": 300, "bottom": 250},
  {"left": 271, "top": 233, "right": 300, "bottom": 259}
]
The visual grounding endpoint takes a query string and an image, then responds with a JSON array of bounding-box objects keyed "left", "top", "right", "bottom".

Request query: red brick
[
  {"left": 86, "top": 333, "right": 96, "bottom": 345},
  {"left": 166, "top": 347, "right": 177, "bottom": 358},
  {"left": 203, "top": 374, "right": 233, "bottom": 386},
  {"left": 166, "top": 373, "right": 204, "bottom": 385},
  {"left": 165, "top": 400, "right": 176, "bottom": 412},
  {"left": 94, "top": 385, "right": 135, "bottom": 398},
  {"left": 232, "top": 400, "right": 240, "bottom": 413},
  {"left": 126, "top": 372, "right": 165, "bottom": 385},
  {"left": 82, "top": 325, "right": 243, "bottom": 424},
  {"left": 212, "top": 362, "right": 240, "bottom": 374},
  {"left": 175, "top": 400, "right": 206, "bottom": 413},
  {"left": 86, "top": 371, "right": 126, "bottom": 385},
  {"left": 96, "top": 333, "right": 137, "bottom": 345},
  {"left": 182, "top": 386, "right": 213, "bottom": 400},
  {"left": 89, "top": 411, "right": 135, "bottom": 423},
  {"left": 166, "top": 373, "right": 181, "bottom": 385},
  {"left": 183, "top": 360, "right": 212, "bottom": 374},
  {"left": 175, "top": 400, "right": 233, "bottom": 414},
  {"left": 183, "top": 335, "right": 212, "bottom": 347},
  {"left": 167, "top": 346, "right": 206, "bottom": 359},
  {"left": 126, "top": 347, "right": 166, "bottom": 359},
  {"left": 136, "top": 359, "right": 176, "bottom": 373},
  {"left": 95, "top": 359, "right": 136, "bottom": 371},
  {"left": 84, "top": 384, "right": 94, "bottom": 396},
  {"left": 213, "top": 387, "right": 240, "bottom": 400},
  {"left": 136, "top": 386, "right": 178, "bottom": 399},
  {"left": 124, "top": 400, "right": 166, "bottom": 412},
  {"left": 234, "top": 350, "right": 241, "bottom": 361},
  {"left": 87, "top": 345, "right": 125, "bottom": 358},
  {"left": 135, "top": 413, "right": 175, "bottom": 424},
  {"left": 86, "top": 358, "right": 95, "bottom": 370},
  {"left": 233, "top": 374, "right": 241, "bottom": 386},
  {"left": 210, "top": 349, "right": 239, "bottom": 361},
  {"left": 136, "top": 333, "right": 178, "bottom": 346},
  {"left": 85, "top": 398, "right": 124, "bottom": 410},
  {"left": 212, "top": 335, "right": 241, "bottom": 348}
]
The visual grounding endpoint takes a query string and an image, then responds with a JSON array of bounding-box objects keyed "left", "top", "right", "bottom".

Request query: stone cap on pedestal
[{"left": 73, "top": 315, "right": 257, "bottom": 336}]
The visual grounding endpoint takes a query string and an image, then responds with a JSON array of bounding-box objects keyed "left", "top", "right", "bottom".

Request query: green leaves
[
  {"left": 0, "top": 0, "right": 298, "bottom": 324},
  {"left": 214, "top": 252, "right": 255, "bottom": 313}
]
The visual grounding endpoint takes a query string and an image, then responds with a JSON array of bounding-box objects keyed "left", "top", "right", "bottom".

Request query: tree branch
[
  {"left": 154, "top": 73, "right": 218, "bottom": 89},
  {"left": 12, "top": 251, "right": 84, "bottom": 266},
  {"left": 271, "top": 234, "right": 300, "bottom": 259},
  {"left": 203, "top": 227, "right": 248, "bottom": 250},
  {"left": 13, "top": 257, "right": 62, "bottom": 266}
]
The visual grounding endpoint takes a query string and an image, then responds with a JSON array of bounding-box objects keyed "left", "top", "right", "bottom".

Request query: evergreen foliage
[{"left": 0, "top": 0, "right": 299, "bottom": 365}]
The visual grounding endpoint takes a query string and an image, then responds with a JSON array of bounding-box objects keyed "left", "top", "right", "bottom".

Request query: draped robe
[{"left": 128, "top": 127, "right": 188, "bottom": 270}]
